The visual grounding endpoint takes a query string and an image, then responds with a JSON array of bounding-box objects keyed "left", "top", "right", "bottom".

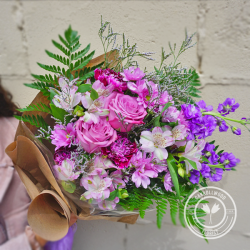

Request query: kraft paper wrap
[{"left": 5, "top": 51, "right": 138, "bottom": 241}]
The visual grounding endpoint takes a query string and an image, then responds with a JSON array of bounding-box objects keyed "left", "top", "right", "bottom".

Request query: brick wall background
[{"left": 1, "top": 1, "right": 250, "bottom": 249}]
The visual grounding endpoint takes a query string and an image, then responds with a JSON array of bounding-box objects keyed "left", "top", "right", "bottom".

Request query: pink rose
[
  {"left": 108, "top": 93, "right": 147, "bottom": 132},
  {"left": 75, "top": 117, "right": 117, "bottom": 153}
]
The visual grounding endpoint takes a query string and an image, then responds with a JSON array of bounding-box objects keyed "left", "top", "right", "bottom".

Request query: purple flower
[
  {"left": 200, "top": 163, "right": 211, "bottom": 178},
  {"left": 51, "top": 123, "right": 77, "bottom": 151},
  {"left": 54, "top": 148, "right": 72, "bottom": 165},
  {"left": 231, "top": 126, "right": 241, "bottom": 135},
  {"left": 101, "top": 135, "right": 138, "bottom": 169},
  {"left": 121, "top": 67, "right": 145, "bottom": 81},
  {"left": 187, "top": 115, "right": 217, "bottom": 139},
  {"left": 209, "top": 168, "right": 223, "bottom": 182},
  {"left": 163, "top": 171, "right": 173, "bottom": 191},
  {"left": 219, "top": 152, "right": 240, "bottom": 170},
  {"left": 217, "top": 98, "right": 239, "bottom": 116},
  {"left": 181, "top": 104, "right": 202, "bottom": 120},
  {"left": 216, "top": 118, "right": 229, "bottom": 132},
  {"left": 196, "top": 100, "right": 213, "bottom": 112},
  {"left": 189, "top": 170, "right": 200, "bottom": 184}
]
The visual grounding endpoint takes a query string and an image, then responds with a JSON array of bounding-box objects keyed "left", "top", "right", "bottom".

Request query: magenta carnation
[
  {"left": 101, "top": 135, "right": 138, "bottom": 169},
  {"left": 94, "top": 68, "right": 127, "bottom": 92}
]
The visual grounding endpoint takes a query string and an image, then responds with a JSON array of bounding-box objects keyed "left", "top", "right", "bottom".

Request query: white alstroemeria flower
[
  {"left": 81, "top": 93, "right": 109, "bottom": 124},
  {"left": 53, "top": 159, "right": 80, "bottom": 181},
  {"left": 179, "top": 139, "right": 206, "bottom": 173},
  {"left": 140, "top": 126, "right": 175, "bottom": 160},
  {"left": 50, "top": 77, "right": 81, "bottom": 111}
]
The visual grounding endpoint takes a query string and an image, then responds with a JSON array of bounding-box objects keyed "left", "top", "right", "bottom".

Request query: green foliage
[
  {"left": 167, "top": 153, "right": 180, "bottom": 199},
  {"left": 24, "top": 81, "right": 54, "bottom": 97},
  {"left": 90, "top": 88, "right": 99, "bottom": 101},
  {"left": 151, "top": 31, "right": 201, "bottom": 106},
  {"left": 98, "top": 16, "right": 154, "bottom": 71},
  {"left": 42, "top": 26, "right": 95, "bottom": 75},
  {"left": 14, "top": 114, "right": 48, "bottom": 130},
  {"left": 50, "top": 104, "right": 73, "bottom": 124},
  {"left": 18, "top": 102, "right": 52, "bottom": 114}
]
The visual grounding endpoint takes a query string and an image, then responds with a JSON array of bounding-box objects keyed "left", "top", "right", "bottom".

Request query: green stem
[
  {"left": 208, "top": 164, "right": 226, "bottom": 169},
  {"left": 203, "top": 111, "right": 249, "bottom": 125}
]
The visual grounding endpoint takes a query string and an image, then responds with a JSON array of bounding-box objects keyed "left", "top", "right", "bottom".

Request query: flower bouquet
[{"left": 6, "top": 19, "right": 249, "bottom": 241}]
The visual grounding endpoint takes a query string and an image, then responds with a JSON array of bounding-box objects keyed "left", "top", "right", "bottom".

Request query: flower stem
[{"left": 202, "top": 111, "right": 250, "bottom": 125}]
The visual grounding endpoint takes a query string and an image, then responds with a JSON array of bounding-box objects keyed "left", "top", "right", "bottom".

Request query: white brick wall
[{"left": 1, "top": 1, "right": 250, "bottom": 249}]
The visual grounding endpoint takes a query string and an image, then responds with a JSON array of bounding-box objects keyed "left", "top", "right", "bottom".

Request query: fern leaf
[
  {"left": 156, "top": 198, "right": 167, "bottom": 229},
  {"left": 37, "top": 63, "right": 64, "bottom": 74},
  {"left": 31, "top": 74, "right": 58, "bottom": 85},
  {"left": 169, "top": 198, "right": 178, "bottom": 225},
  {"left": 72, "top": 44, "right": 90, "bottom": 61},
  {"left": 45, "top": 50, "right": 68, "bottom": 66},
  {"left": 14, "top": 114, "right": 48, "bottom": 130},
  {"left": 24, "top": 81, "right": 54, "bottom": 96},
  {"left": 73, "top": 50, "right": 95, "bottom": 71},
  {"left": 59, "top": 35, "right": 70, "bottom": 49},
  {"left": 18, "top": 102, "right": 52, "bottom": 114},
  {"left": 71, "top": 41, "right": 81, "bottom": 53},
  {"left": 52, "top": 40, "right": 69, "bottom": 56}
]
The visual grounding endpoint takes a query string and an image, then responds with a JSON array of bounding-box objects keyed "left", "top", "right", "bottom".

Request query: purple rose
[
  {"left": 75, "top": 117, "right": 117, "bottom": 153},
  {"left": 108, "top": 93, "right": 147, "bottom": 132}
]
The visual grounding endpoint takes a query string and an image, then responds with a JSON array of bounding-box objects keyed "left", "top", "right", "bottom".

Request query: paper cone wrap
[{"left": 5, "top": 52, "right": 139, "bottom": 241}]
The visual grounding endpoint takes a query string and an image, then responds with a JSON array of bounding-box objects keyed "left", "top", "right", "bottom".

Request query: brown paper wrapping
[{"left": 5, "top": 51, "right": 138, "bottom": 241}]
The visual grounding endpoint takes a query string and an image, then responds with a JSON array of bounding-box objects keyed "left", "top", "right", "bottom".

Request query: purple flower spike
[
  {"left": 196, "top": 100, "right": 213, "bottom": 112},
  {"left": 209, "top": 168, "right": 223, "bottom": 182},
  {"left": 217, "top": 98, "right": 239, "bottom": 116},
  {"left": 219, "top": 152, "right": 240, "bottom": 170},
  {"left": 181, "top": 104, "right": 202, "bottom": 119},
  {"left": 216, "top": 118, "right": 229, "bottom": 132},
  {"left": 189, "top": 170, "right": 200, "bottom": 184},
  {"left": 231, "top": 126, "right": 241, "bottom": 135}
]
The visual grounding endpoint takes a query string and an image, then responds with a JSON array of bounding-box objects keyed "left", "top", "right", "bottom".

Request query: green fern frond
[
  {"left": 18, "top": 102, "right": 52, "bottom": 114},
  {"left": 168, "top": 198, "right": 179, "bottom": 225},
  {"left": 14, "top": 114, "right": 48, "bottom": 130},
  {"left": 31, "top": 74, "right": 58, "bottom": 85},
  {"left": 24, "top": 81, "right": 54, "bottom": 96},
  {"left": 73, "top": 50, "right": 95, "bottom": 71},
  {"left": 37, "top": 63, "right": 64, "bottom": 74},
  {"left": 45, "top": 50, "right": 69, "bottom": 66},
  {"left": 156, "top": 197, "right": 168, "bottom": 229},
  {"left": 52, "top": 40, "right": 70, "bottom": 56},
  {"left": 72, "top": 44, "right": 90, "bottom": 61}
]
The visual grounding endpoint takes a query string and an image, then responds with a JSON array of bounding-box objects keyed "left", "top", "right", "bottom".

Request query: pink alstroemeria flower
[
  {"left": 80, "top": 175, "right": 112, "bottom": 200},
  {"left": 110, "top": 170, "right": 126, "bottom": 189},
  {"left": 92, "top": 80, "right": 114, "bottom": 97},
  {"left": 97, "top": 197, "right": 119, "bottom": 210},
  {"left": 164, "top": 125, "right": 188, "bottom": 141},
  {"left": 53, "top": 159, "right": 80, "bottom": 181},
  {"left": 86, "top": 156, "right": 116, "bottom": 176},
  {"left": 179, "top": 139, "right": 206, "bottom": 173},
  {"left": 132, "top": 165, "right": 158, "bottom": 189},
  {"left": 140, "top": 127, "right": 174, "bottom": 160},
  {"left": 127, "top": 80, "right": 159, "bottom": 108},
  {"left": 121, "top": 66, "right": 145, "bottom": 81},
  {"left": 164, "top": 171, "right": 173, "bottom": 192}
]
